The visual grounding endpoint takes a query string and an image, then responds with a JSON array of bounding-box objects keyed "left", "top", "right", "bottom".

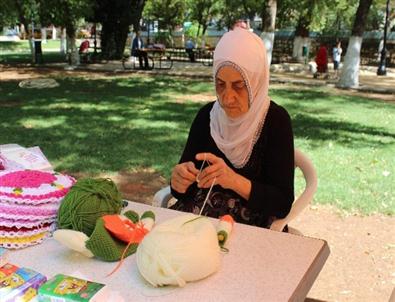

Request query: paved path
[
  {"left": 4, "top": 59, "right": 394, "bottom": 96},
  {"left": 61, "top": 60, "right": 395, "bottom": 95}
]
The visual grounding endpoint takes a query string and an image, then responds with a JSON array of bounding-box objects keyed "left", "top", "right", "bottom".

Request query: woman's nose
[{"left": 222, "top": 87, "right": 237, "bottom": 104}]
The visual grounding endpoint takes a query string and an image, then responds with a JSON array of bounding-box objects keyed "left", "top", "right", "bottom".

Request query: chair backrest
[
  {"left": 269, "top": 148, "right": 318, "bottom": 232},
  {"left": 153, "top": 148, "right": 318, "bottom": 233},
  {"left": 152, "top": 185, "right": 172, "bottom": 208}
]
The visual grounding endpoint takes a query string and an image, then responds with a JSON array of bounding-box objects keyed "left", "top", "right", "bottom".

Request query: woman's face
[{"left": 215, "top": 65, "right": 249, "bottom": 118}]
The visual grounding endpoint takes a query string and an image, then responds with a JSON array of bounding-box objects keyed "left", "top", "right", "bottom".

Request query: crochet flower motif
[
  {"left": 0, "top": 170, "right": 56, "bottom": 188},
  {"left": 51, "top": 182, "right": 64, "bottom": 190},
  {"left": 13, "top": 188, "right": 23, "bottom": 195}
]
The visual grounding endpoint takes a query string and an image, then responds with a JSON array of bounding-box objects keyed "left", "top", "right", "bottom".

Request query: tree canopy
[
  {"left": 1, "top": 0, "right": 392, "bottom": 63},
  {"left": 143, "top": 0, "right": 186, "bottom": 33}
]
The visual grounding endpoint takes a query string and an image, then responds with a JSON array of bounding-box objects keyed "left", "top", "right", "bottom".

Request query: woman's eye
[
  {"left": 233, "top": 82, "right": 245, "bottom": 90},
  {"left": 216, "top": 81, "right": 225, "bottom": 87}
]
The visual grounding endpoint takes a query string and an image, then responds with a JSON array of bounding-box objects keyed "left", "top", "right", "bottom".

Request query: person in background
[
  {"left": 170, "top": 28, "right": 294, "bottom": 230},
  {"left": 233, "top": 19, "right": 250, "bottom": 30},
  {"left": 314, "top": 43, "right": 328, "bottom": 79},
  {"left": 185, "top": 37, "right": 195, "bottom": 62},
  {"left": 79, "top": 40, "right": 90, "bottom": 53},
  {"left": 332, "top": 41, "right": 342, "bottom": 79},
  {"left": 131, "top": 31, "right": 149, "bottom": 69},
  {"left": 79, "top": 39, "right": 90, "bottom": 64}
]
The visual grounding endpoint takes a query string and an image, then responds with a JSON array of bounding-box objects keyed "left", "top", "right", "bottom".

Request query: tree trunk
[
  {"left": 23, "top": 22, "right": 34, "bottom": 64},
  {"left": 117, "top": 24, "right": 130, "bottom": 57},
  {"left": 60, "top": 27, "right": 67, "bottom": 55},
  {"left": 201, "top": 25, "right": 208, "bottom": 48},
  {"left": 260, "top": 32, "right": 275, "bottom": 65},
  {"left": 66, "top": 35, "right": 79, "bottom": 66},
  {"left": 101, "top": 21, "right": 130, "bottom": 59},
  {"left": 337, "top": 0, "right": 373, "bottom": 88},
  {"left": 352, "top": 0, "right": 373, "bottom": 36},
  {"left": 29, "top": 22, "right": 35, "bottom": 64},
  {"left": 20, "top": 24, "right": 26, "bottom": 39},
  {"left": 337, "top": 36, "right": 362, "bottom": 88},
  {"left": 292, "top": 37, "right": 311, "bottom": 62},
  {"left": 52, "top": 25, "right": 57, "bottom": 40},
  {"left": 101, "top": 22, "right": 117, "bottom": 59},
  {"left": 292, "top": 17, "right": 310, "bottom": 62},
  {"left": 292, "top": 37, "right": 303, "bottom": 59},
  {"left": 67, "top": 35, "right": 80, "bottom": 66},
  {"left": 168, "top": 28, "right": 175, "bottom": 48},
  {"left": 92, "top": 0, "right": 147, "bottom": 59},
  {"left": 41, "top": 27, "right": 47, "bottom": 43},
  {"left": 131, "top": 0, "right": 146, "bottom": 32},
  {"left": 260, "top": 0, "right": 277, "bottom": 65},
  {"left": 196, "top": 23, "right": 201, "bottom": 43},
  {"left": 14, "top": 0, "right": 34, "bottom": 63},
  {"left": 262, "top": 0, "right": 277, "bottom": 32},
  {"left": 29, "top": 31, "right": 35, "bottom": 64},
  {"left": 65, "top": 24, "right": 79, "bottom": 66}
]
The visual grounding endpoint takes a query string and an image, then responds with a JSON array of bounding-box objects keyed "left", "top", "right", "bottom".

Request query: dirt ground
[{"left": 1, "top": 66, "right": 394, "bottom": 302}]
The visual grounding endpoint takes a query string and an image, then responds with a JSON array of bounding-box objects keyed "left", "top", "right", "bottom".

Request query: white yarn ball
[{"left": 136, "top": 214, "right": 221, "bottom": 287}]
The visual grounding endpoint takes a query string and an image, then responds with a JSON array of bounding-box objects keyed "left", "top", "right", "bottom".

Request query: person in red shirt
[
  {"left": 79, "top": 40, "right": 90, "bottom": 63},
  {"left": 314, "top": 43, "right": 328, "bottom": 79},
  {"left": 79, "top": 40, "right": 90, "bottom": 53}
]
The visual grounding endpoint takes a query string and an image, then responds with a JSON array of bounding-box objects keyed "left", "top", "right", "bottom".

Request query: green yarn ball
[{"left": 57, "top": 178, "right": 124, "bottom": 236}]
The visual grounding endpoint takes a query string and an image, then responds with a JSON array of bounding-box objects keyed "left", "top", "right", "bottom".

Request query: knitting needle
[
  {"left": 196, "top": 153, "right": 207, "bottom": 183},
  {"left": 196, "top": 154, "right": 216, "bottom": 216},
  {"left": 199, "top": 176, "right": 216, "bottom": 216}
]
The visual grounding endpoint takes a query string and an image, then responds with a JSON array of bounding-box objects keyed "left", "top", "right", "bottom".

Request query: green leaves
[{"left": 144, "top": 0, "right": 186, "bottom": 32}]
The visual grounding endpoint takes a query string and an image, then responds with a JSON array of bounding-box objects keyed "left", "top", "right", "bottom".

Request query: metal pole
[{"left": 377, "top": 0, "right": 390, "bottom": 76}]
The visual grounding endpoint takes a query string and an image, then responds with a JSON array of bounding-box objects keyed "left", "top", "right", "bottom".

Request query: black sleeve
[
  {"left": 170, "top": 103, "right": 212, "bottom": 200},
  {"left": 247, "top": 106, "right": 295, "bottom": 219}
]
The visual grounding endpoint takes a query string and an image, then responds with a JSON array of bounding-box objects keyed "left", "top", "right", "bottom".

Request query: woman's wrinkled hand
[
  {"left": 195, "top": 153, "right": 236, "bottom": 189},
  {"left": 171, "top": 162, "right": 199, "bottom": 193}
]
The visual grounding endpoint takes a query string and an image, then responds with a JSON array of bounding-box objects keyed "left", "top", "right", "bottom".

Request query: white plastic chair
[
  {"left": 152, "top": 185, "right": 174, "bottom": 208},
  {"left": 152, "top": 148, "right": 317, "bottom": 234},
  {"left": 269, "top": 149, "right": 317, "bottom": 233}
]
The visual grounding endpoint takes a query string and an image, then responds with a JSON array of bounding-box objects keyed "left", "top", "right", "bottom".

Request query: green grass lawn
[
  {"left": 0, "top": 75, "right": 394, "bottom": 215},
  {"left": 0, "top": 40, "right": 61, "bottom": 52},
  {"left": 0, "top": 40, "right": 67, "bottom": 64}
]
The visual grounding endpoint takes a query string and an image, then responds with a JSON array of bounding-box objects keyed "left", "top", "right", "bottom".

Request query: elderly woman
[{"left": 170, "top": 28, "right": 294, "bottom": 229}]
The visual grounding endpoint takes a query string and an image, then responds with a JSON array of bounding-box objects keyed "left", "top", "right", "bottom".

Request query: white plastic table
[{"left": 10, "top": 201, "right": 330, "bottom": 302}]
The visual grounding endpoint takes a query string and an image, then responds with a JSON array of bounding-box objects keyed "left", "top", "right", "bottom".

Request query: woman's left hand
[{"left": 195, "top": 153, "right": 236, "bottom": 189}]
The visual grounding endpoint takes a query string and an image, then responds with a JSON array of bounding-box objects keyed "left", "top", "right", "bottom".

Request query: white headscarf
[{"left": 210, "top": 28, "right": 270, "bottom": 168}]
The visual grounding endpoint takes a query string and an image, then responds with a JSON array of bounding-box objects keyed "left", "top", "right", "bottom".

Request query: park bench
[
  {"left": 196, "top": 47, "right": 214, "bottom": 66},
  {"left": 122, "top": 48, "right": 173, "bottom": 70}
]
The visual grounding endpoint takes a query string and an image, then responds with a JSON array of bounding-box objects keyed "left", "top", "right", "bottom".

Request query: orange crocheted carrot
[
  {"left": 220, "top": 215, "right": 234, "bottom": 225},
  {"left": 105, "top": 212, "right": 155, "bottom": 276},
  {"left": 217, "top": 215, "right": 235, "bottom": 249}
]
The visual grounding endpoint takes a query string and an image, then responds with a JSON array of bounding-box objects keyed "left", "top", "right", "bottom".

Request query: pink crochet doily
[
  {"left": 0, "top": 217, "right": 56, "bottom": 229},
  {"left": 0, "top": 201, "right": 60, "bottom": 221},
  {"left": 0, "top": 170, "right": 56, "bottom": 187},
  {"left": 0, "top": 232, "right": 48, "bottom": 249},
  {"left": 0, "top": 222, "right": 53, "bottom": 237},
  {"left": 0, "top": 170, "right": 75, "bottom": 205}
]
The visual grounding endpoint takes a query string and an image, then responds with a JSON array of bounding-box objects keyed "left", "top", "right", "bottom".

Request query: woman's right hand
[{"left": 171, "top": 162, "right": 199, "bottom": 193}]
